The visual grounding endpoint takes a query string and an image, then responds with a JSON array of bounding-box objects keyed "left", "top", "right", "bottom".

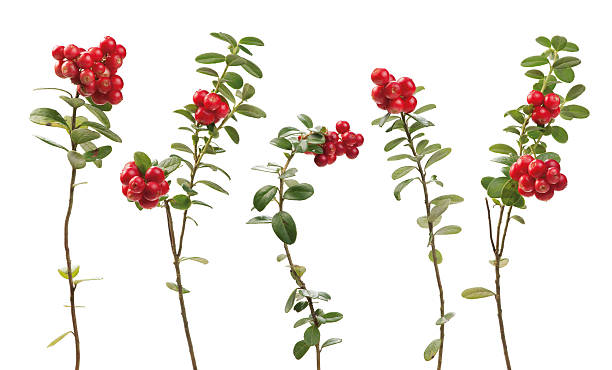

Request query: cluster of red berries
[
  {"left": 509, "top": 155, "right": 567, "bottom": 201},
  {"left": 526, "top": 90, "right": 560, "bottom": 126},
  {"left": 52, "top": 36, "right": 126, "bottom": 105},
  {"left": 120, "top": 162, "right": 169, "bottom": 209},
  {"left": 310, "top": 121, "right": 363, "bottom": 167},
  {"left": 192, "top": 90, "right": 230, "bottom": 125},
  {"left": 370, "top": 68, "right": 417, "bottom": 114}
]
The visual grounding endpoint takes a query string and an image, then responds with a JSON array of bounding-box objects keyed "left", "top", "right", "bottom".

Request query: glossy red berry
[
  {"left": 371, "top": 68, "right": 390, "bottom": 86},
  {"left": 397, "top": 77, "right": 416, "bottom": 97},
  {"left": 79, "top": 69, "right": 95, "bottom": 85},
  {"left": 139, "top": 197, "right": 159, "bottom": 209},
  {"left": 377, "top": 101, "right": 389, "bottom": 110},
  {"left": 388, "top": 98, "right": 404, "bottom": 114},
  {"left": 388, "top": 74, "right": 396, "bottom": 81},
  {"left": 342, "top": 132, "right": 358, "bottom": 146},
  {"left": 52, "top": 45, "right": 65, "bottom": 60},
  {"left": 193, "top": 90, "right": 208, "bottom": 106},
  {"left": 78, "top": 82, "right": 96, "bottom": 97},
  {"left": 124, "top": 161, "right": 137, "bottom": 170},
  {"left": 100, "top": 36, "right": 116, "bottom": 54},
  {"left": 64, "top": 44, "right": 80, "bottom": 60},
  {"left": 203, "top": 93, "right": 222, "bottom": 111},
  {"left": 346, "top": 146, "right": 359, "bottom": 159},
  {"left": 326, "top": 132, "right": 339, "bottom": 143},
  {"left": 160, "top": 180, "right": 170, "bottom": 195},
  {"left": 215, "top": 102, "right": 230, "bottom": 119},
  {"left": 527, "top": 90, "right": 544, "bottom": 106},
  {"left": 195, "top": 107, "right": 215, "bottom": 125},
  {"left": 544, "top": 159, "right": 560, "bottom": 171},
  {"left": 70, "top": 75, "right": 81, "bottom": 85},
  {"left": 543, "top": 93, "right": 560, "bottom": 110},
  {"left": 355, "top": 133, "right": 364, "bottom": 147},
  {"left": 528, "top": 159, "right": 546, "bottom": 178},
  {"left": 551, "top": 174, "right": 567, "bottom": 191},
  {"left": 509, "top": 162, "right": 523, "bottom": 181},
  {"left": 403, "top": 96, "right": 417, "bottom": 113},
  {"left": 96, "top": 77, "right": 112, "bottom": 94},
  {"left": 88, "top": 47, "right": 103, "bottom": 62},
  {"left": 128, "top": 176, "right": 146, "bottom": 193},
  {"left": 105, "top": 53, "right": 123, "bottom": 70},
  {"left": 110, "top": 75, "right": 124, "bottom": 91},
  {"left": 107, "top": 90, "right": 123, "bottom": 105},
  {"left": 61, "top": 60, "right": 78, "bottom": 78},
  {"left": 54, "top": 61, "right": 65, "bottom": 78},
  {"left": 91, "top": 92, "right": 108, "bottom": 105},
  {"left": 518, "top": 187, "right": 534, "bottom": 197},
  {"left": 516, "top": 155, "right": 534, "bottom": 172},
  {"left": 384, "top": 82, "right": 401, "bottom": 99},
  {"left": 114, "top": 44, "right": 127, "bottom": 59},
  {"left": 323, "top": 142, "right": 336, "bottom": 156},
  {"left": 92, "top": 62, "right": 106, "bottom": 76},
  {"left": 75, "top": 53, "right": 93, "bottom": 69},
  {"left": 126, "top": 189, "right": 143, "bottom": 202},
  {"left": 143, "top": 182, "right": 161, "bottom": 201},
  {"left": 327, "top": 153, "right": 337, "bottom": 165},
  {"left": 534, "top": 178, "right": 550, "bottom": 193},
  {"left": 336, "top": 121, "right": 350, "bottom": 134},
  {"left": 550, "top": 107, "right": 560, "bottom": 118},
  {"left": 120, "top": 167, "right": 140, "bottom": 185},
  {"left": 314, "top": 154, "right": 328, "bottom": 167},
  {"left": 371, "top": 86, "right": 386, "bottom": 103},
  {"left": 518, "top": 174, "right": 535, "bottom": 192},
  {"left": 532, "top": 106, "right": 551, "bottom": 126},
  {"left": 145, "top": 167, "right": 165, "bottom": 183},
  {"left": 121, "top": 184, "right": 129, "bottom": 196},
  {"left": 335, "top": 142, "right": 346, "bottom": 156},
  {"left": 545, "top": 167, "right": 560, "bottom": 184},
  {"left": 535, "top": 188, "right": 554, "bottom": 201}
]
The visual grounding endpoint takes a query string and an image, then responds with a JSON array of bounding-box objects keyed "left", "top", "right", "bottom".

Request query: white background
[{"left": 1, "top": 1, "right": 610, "bottom": 369}]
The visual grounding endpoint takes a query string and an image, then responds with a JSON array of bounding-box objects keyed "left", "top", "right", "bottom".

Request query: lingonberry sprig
[
  {"left": 248, "top": 114, "right": 362, "bottom": 370},
  {"left": 461, "top": 35, "right": 589, "bottom": 370},
  {"left": 369, "top": 69, "right": 462, "bottom": 370},
  {"left": 119, "top": 32, "right": 265, "bottom": 370},
  {"left": 30, "top": 36, "right": 125, "bottom": 370}
]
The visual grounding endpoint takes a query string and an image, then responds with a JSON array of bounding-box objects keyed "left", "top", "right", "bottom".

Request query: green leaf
[
  {"left": 304, "top": 326, "right": 320, "bottom": 346},
  {"left": 171, "top": 143, "right": 193, "bottom": 154},
  {"left": 81, "top": 123, "right": 121, "bottom": 142},
  {"left": 293, "top": 340, "right": 310, "bottom": 360},
  {"left": 424, "top": 339, "right": 441, "bottom": 361},
  {"left": 159, "top": 157, "right": 181, "bottom": 175},
  {"left": 195, "top": 52, "right": 225, "bottom": 64},
  {"left": 196, "top": 67, "right": 218, "bottom": 77},
  {"left": 521, "top": 56, "right": 548, "bottom": 67},
  {"left": 166, "top": 282, "right": 190, "bottom": 294},
  {"left": 70, "top": 128, "right": 100, "bottom": 144},
  {"left": 210, "top": 32, "right": 237, "bottom": 46},
  {"left": 134, "top": 152, "right": 151, "bottom": 175},
  {"left": 47, "top": 331, "right": 72, "bottom": 348},
  {"left": 29, "top": 108, "right": 68, "bottom": 128},
  {"left": 67, "top": 151, "right": 86, "bottom": 169},
  {"left": 322, "top": 338, "right": 342, "bottom": 348},
  {"left": 384, "top": 137, "right": 406, "bottom": 152},
  {"left": 34, "top": 135, "right": 68, "bottom": 151},
  {"left": 196, "top": 180, "right": 229, "bottom": 195},
  {"left": 551, "top": 126, "right": 568, "bottom": 143},
  {"left": 241, "top": 83, "right": 255, "bottom": 100},
  {"left": 84, "top": 104, "right": 110, "bottom": 128},
  {"left": 436, "top": 312, "right": 456, "bottom": 325},
  {"left": 246, "top": 215, "right": 272, "bottom": 224},
  {"left": 226, "top": 54, "right": 247, "bottom": 66},
  {"left": 239, "top": 36, "right": 264, "bottom": 46},
  {"left": 481, "top": 176, "right": 494, "bottom": 190},
  {"left": 180, "top": 256, "right": 209, "bottom": 265},
  {"left": 511, "top": 215, "right": 525, "bottom": 224},
  {"left": 388, "top": 154, "right": 411, "bottom": 161},
  {"left": 429, "top": 249, "right": 443, "bottom": 264},
  {"left": 284, "top": 183, "right": 314, "bottom": 201},
  {"left": 253, "top": 185, "right": 278, "bottom": 211},
  {"left": 83, "top": 146, "right": 111, "bottom": 162},
  {"left": 322, "top": 312, "right": 343, "bottom": 323},
  {"left": 425, "top": 148, "right": 451, "bottom": 169},
  {"left": 429, "top": 199, "right": 451, "bottom": 222},
  {"left": 554, "top": 67, "right": 574, "bottom": 83},
  {"left": 561, "top": 105, "right": 589, "bottom": 119},
  {"left": 272, "top": 211, "right": 297, "bottom": 244},
  {"left": 200, "top": 163, "right": 231, "bottom": 180},
  {"left": 462, "top": 287, "right": 495, "bottom": 299},
  {"left": 285, "top": 288, "right": 297, "bottom": 313},
  {"left": 536, "top": 152, "right": 561, "bottom": 162},
  {"left": 489, "top": 144, "right": 517, "bottom": 155},
  {"left": 563, "top": 42, "right": 579, "bottom": 52},
  {"left": 392, "top": 166, "right": 416, "bottom": 180},
  {"left": 566, "top": 84, "right": 585, "bottom": 101},
  {"left": 536, "top": 36, "right": 551, "bottom": 47},
  {"left": 553, "top": 56, "right": 581, "bottom": 69},
  {"left": 224, "top": 72, "right": 244, "bottom": 89},
  {"left": 431, "top": 194, "right": 464, "bottom": 205},
  {"left": 394, "top": 178, "right": 417, "bottom": 200},
  {"left": 60, "top": 96, "right": 85, "bottom": 108},
  {"left": 85, "top": 97, "right": 112, "bottom": 112},
  {"left": 173, "top": 109, "right": 195, "bottom": 124},
  {"left": 297, "top": 114, "right": 314, "bottom": 129},
  {"left": 487, "top": 177, "right": 509, "bottom": 198},
  {"left": 525, "top": 69, "right": 545, "bottom": 79},
  {"left": 435, "top": 225, "right": 461, "bottom": 235},
  {"left": 270, "top": 137, "right": 292, "bottom": 150},
  {"left": 170, "top": 194, "right": 191, "bottom": 210},
  {"left": 414, "top": 104, "right": 436, "bottom": 114},
  {"left": 236, "top": 104, "right": 266, "bottom": 118},
  {"left": 241, "top": 59, "right": 263, "bottom": 78},
  {"left": 58, "top": 265, "right": 80, "bottom": 279},
  {"left": 216, "top": 82, "right": 235, "bottom": 104},
  {"left": 277, "top": 254, "right": 287, "bottom": 262},
  {"left": 489, "top": 258, "right": 510, "bottom": 268},
  {"left": 551, "top": 35, "right": 567, "bottom": 51},
  {"left": 224, "top": 126, "right": 239, "bottom": 144}
]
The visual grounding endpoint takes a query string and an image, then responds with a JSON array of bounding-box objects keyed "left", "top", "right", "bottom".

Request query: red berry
[
  {"left": 110, "top": 75, "right": 124, "bottom": 91},
  {"left": 314, "top": 154, "right": 328, "bottom": 167},
  {"left": 323, "top": 142, "right": 336, "bottom": 156},
  {"left": 518, "top": 174, "right": 535, "bottom": 192},
  {"left": 327, "top": 153, "right": 337, "bottom": 165},
  {"left": 79, "top": 69, "right": 95, "bottom": 85},
  {"left": 355, "top": 133, "right": 364, "bottom": 147},
  {"left": 403, "top": 96, "right": 417, "bottom": 113},
  {"left": 143, "top": 181, "right": 161, "bottom": 201},
  {"left": 528, "top": 159, "right": 546, "bottom": 178},
  {"left": 215, "top": 102, "right": 230, "bottom": 119},
  {"left": 64, "top": 44, "right": 80, "bottom": 60},
  {"left": 377, "top": 100, "right": 389, "bottom": 110},
  {"left": 335, "top": 142, "right": 346, "bottom": 156},
  {"left": 52, "top": 45, "right": 65, "bottom": 60},
  {"left": 326, "top": 132, "right": 339, "bottom": 143},
  {"left": 518, "top": 187, "right": 534, "bottom": 197},
  {"left": 336, "top": 121, "right": 350, "bottom": 134},
  {"left": 544, "top": 159, "right": 560, "bottom": 171},
  {"left": 527, "top": 90, "right": 544, "bottom": 106},
  {"left": 100, "top": 36, "right": 116, "bottom": 54},
  {"left": 193, "top": 90, "right": 208, "bottom": 106},
  {"left": 397, "top": 77, "right": 416, "bottom": 97},
  {"left": 54, "top": 61, "right": 65, "bottom": 78},
  {"left": 388, "top": 98, "right": 404, "bottom": 114},
  {"left": 534, "top": 178, "right": 550, "bottom": 193},
  {"left": 550, "top": 107, "right": 560, "bottom": 118},
  {"left": 91, "top": 92, "right": 108, "bottom": 105},
  {"left": 371, "top": 86, "right": 386, "bottom": 103},
  {"left": 124, "top": 161, "right": 137, "bottom": 170},
  {"left": 126, "top": 188, "right": 143, "bottom": 201},
  {"left": 545, "top": 167, "right": 560, "bottom": 185},
  {"left": 88, "top": 47, "right": 103, "bottom": 62},
  {"left": 342, "top": 132, "right": 358, "bottom": 146},
  {"left": 78, "top": 82, "right": 96, "bottom": 97},
  {"left": 145, "top": 167, "right": 165, "bottom": 183},
  {"left": 195, "top": 107, "right": 215, "bottom": 125},
  {"left": 92, "top": 62, "right": 106, "bottom": 76},
  {"left": 384, "top": 81, "right": 401, "bottom": 99},
  {"left": 551, "top": 174, "right": 567, "bottom": 191},
  {"left": 121, "top": 184, "right": 129, "bottom": 196},
  {"left": 128, "top": 176, "right": 146, "bottom": 193},
  {"left": 105, "top": 53, "right": 123, "bottom": 69},
  {"left": 543, "top": 93, "right": 560, "bottom": 110},
  {"left": 371, "top": 68, "right": 390, "bottom": 86},
  {"left": 509, "top": 163, "right": 523, "bottom": 181},
  {"left": 160, "top": 180, "right": 170, "bottom": 195},
  {"left": 120, "top": 167, "right": 140, "bottom": 185},
  {"left": 70, "top": 75, "right": 81, "bottom": 85},
  {"left": 107, "top": 90, "right": 123, "bottom": 105},
  {"left": 139, "top": 197, "right": 159, "bottom": 209},
  {"left": 516, "top": 155, "right": 534, "bottom": 173},
  {"left": 388, "top": 74, "right": 396, "bottom": 81},
  {"left": 346, "top": 146, "right": 359, "bottom": 159},
  {"left": 114, "top": 44, "right": 126, "bottom": 59},
  {"left": 535, "top": 188, "right": 554, "bottom": 201},
  {"left": 203, "top": 93, "right": 222, "bottom": 111},
  {"left": 76, "top": 53, "right": 93, "bottom": 69},
  {"left": 61, "top": 60, "right": 78, "bottom": 78},
  {"left": 96, "top": 77, "right": 112, "bottom": 94},
  {"left": 531, "top": 106, "right": 551, "bottom": 126}
]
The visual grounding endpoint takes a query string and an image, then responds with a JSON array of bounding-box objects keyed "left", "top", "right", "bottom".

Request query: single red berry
[
  {"left": 527, "top": 90, "right": 544, "bottom": 106},
  {"left": 516, "top": 155, "right": 534, "bottom": 172},
  {"left": 314, "top": 154, "right": 328, "bottom": 167},
  {"left": 120, "top": 166, "right": 140, "bottom": 185},
  {"left": 88, "top": 47, "right": 103, "bottom": 62},
  {"left": 509, "top": 163, "right": 523, "bottom": 181},
  {"left": 96, "top": 77, "right": 112, "bottom": 94},
  {"left": 551, "top": 174, "right": 567, "bottom": 191},
  {"left": 54, "top": 61, "right": 65, "bottom": 78},
  {"left": 203, "top": 93, "right": 222, "bottom": 111},
  {"left": 388, "top": 98, "right": 404, "bottom": 114},
  {"left": 518, "top": 187, "right": 534, "bottom": 197},
  {"left": 91, "top": 92, "right": 108, "bottom": 105},
  {"left": 535, "top": 188, "right": 554, "bottom": 201},
  {"left": 518, "top": 174, "right": 535, "bottom": 192},
  {"left": 143, "top": 181, "right": 161, "bottom": 201},
  {"left": 195, "top": 107, "right": 215, "bottom": 125},
  {"left": 384, "top": 81, "right": 401, "bottom": 99},
  {"left": 323, "top": 142, "right": 336, "bottom": 156},
  {"left": 139, "top": 197, "right": 159, "bottom": 209},
  {"left": 545, "top": 167, "right": 560, "bottom": 185},
  {"left": 121, "top": 184, "right": 129, "bottom": 196},
  {"left": 355, "top": 133, "right": 364, "bottom": 147},
  {"left": 403, "top": 96, "right": 417, "bottom": 113},
  {"left": 61, "top": 60, "right": 78, "bottom": 78},
  {"left": 70, "top": 75, "right": 81, "bottom": 85},
  {"left": 336, "top": 121, "right": 350, "bottom": 134},
  {"left": 534, "top": 178, "right": 550, "bottom": 193},
  {"left": 128, "top": 176, "right": 146, "bottom": 193},
  {"left": 92, "top": 62, "right": 106, "bottom": 76},
  {"left": 342, "top": 132, "right": 358, "bottom": 146},
  {"left": 528, "top": 159, "right": 546, "bottom": 178},
  {"left": 550, "top": 107, "right": 560, "bottom": 118},
  {"left": 326, "top": 131, "right": 339, "bottom": 143},
  {"left": 52, "top": 45, "right": 65, "bottom": 60},
  {"left": 105, "top": 53, "right": 123, "bottom": 69},
  {"left": 531, "top": 106, "right": 551, "bottom": 126},
  {"left": 335, "top": 142, "right": 346, "bottom": 156},
  {"left": 543, "top": 93, "right": 560, "bottom": 110},
  {"left": 371, "top": 86, "right": 386, "bottom": 103},
  {"left": 107, "top": 90, "right": 123, "bottom": 105},
  {"left": 160, "top": 180, "right": 170, "bottom": 195},
  {"left": 145, "top": 167, "right": 165, "bottom": 183},
  {"left": 377, "top": 100, "right": 389, "bottom": 110},
  {"left": 110, "top": 75, "right": 124, "bottom": 91},
  {"left": 193, "top": 90, "right": 208, "bottom": 106},
  {"left": 327, "top": 153, "right": 337, "bottom": 165},
  {"left": 371, "top": 68, "right": 390, "bottom": 86},
  {"left": 215, "top": 102, "right": 230, "bottom": 119},
  {"left": 79, "top": 69, "right": 95, "bottom": 85},
  {"left": 346, "top": 146, "right": 359, "bottom": 159},
  {"left": 76, "top": 53, "right": 93, "bottom": 69},
  {"left": 63, "top": 44, "right": 80, "bottom": 60},
  {"left": 114, "top": 44, "right": 127, "bottom": 59},
  {"left": 124, "top": 161, "right": 137, "bottom": 170},
  {"left": 544, "top": 159, "right": 560, "bottom": 171},
  {"left": 397, "top": 77, "right": 416, "bottom": 97},
  {"left": 100, "top": 36, "right": 116, "bottom": 54},
  {"left": 126, "top": 188, "right": 143, "bottom": 201},
  {"left": 78, "top": 82, "right": 96, "bottom": 97}
]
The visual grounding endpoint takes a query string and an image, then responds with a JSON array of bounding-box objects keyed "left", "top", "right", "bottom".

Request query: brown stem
[
  {"left": 401, "top": 114, "right": 445, "bottom": 370},
  {"left": 165, "top": 202, "right": 198, "bottom": 370},
  {"left": 63, "top": 94, "right": 81, "bottom": 370},
  {"left": 494, "top": 207, "right": 513, "bottom": 370}
]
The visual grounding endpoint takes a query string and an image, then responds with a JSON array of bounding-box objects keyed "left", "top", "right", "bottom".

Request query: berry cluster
[
  {"left": 526, "top": 90, "right": 560, "bottom": 126},
  {"left": 52, "top": 36, "right": 126, "bottom": 105},
  {"left": 510, "top": 155, "right": 567, "bottom": 201},
  {"left": 311, "top": 121, "right": 363, "bottom": 167},
  {"left": 370, "top": 68, "right": 417, "bottom": 114},
  {"left": 192, "top": 89, "right": 230, "bottom": 125},
  {"left": 120, "top": 162, "right": 169, "bottom": 209}
]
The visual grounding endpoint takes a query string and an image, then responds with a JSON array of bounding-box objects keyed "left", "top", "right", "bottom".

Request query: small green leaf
[
  {"left": 159, "top": 157, "right": 181, "bottom": 176},
  {"left": 425, "top": 148, "right": 451, "bottom": 169},
  {"left": 34, "top": 135, "right": 68, "bottom": 151},
  {"left": 284, "top": 183, "right": 314, "bottom": 201},
  {"left": 563, "top": 42, "right": 579, "bottom": 52},
  {"left": 511, "top": 215, "right": 525, "bottom": 224},
  {"left": 429, "top": 249, "right": 443, "bottom": 264},
  {"left": 171, "top": 143, "right": 193, "bottom": 154},
  {"left": 84, "top": 104, "right": 110, "bottom": 128},
  {"left": 536, "top": 152, "right": 561, "bottom": 162},
  {"left": 322, "top": 338, "right": 342, "bottom": 348},
  {"left": 435, "top": 225, "right": 461, "bottom": 235},
  {"left": 554, "top": 67, "right": 574, "bottom": 83},
  {"left": 241, "top": 59, "right": 263, "bottom": 78},
  {"left": 60, "top": 96, "right": 85, "bottom": 108},
  {"left": 285, "top": 288, "right": 297, "bottom": 313},
  {"left": 174, "top": 109, "right": 195, "bottom": 124},
  {"left": 241, "top": 83, "right": 255, "bottom": 100},
  {"left": 561, "top": 105, "right": 589, "bottom": 119},
  {"left": 429, "top": 199, "right": 451, "bottom": 222},
  {"left": 566, "top": 84, "right": 585, "bottom": 101},
  {"left": 253, "top": 185, "right": 278, "bottom": 211},
  {"left": 304, "top": 326, "right": 320, "bottom": 346},
  {"left": 293, "top": 340, "right": 310, "bottom": 360},
  {"left": 236, "top": 104, "right": 266, "bottom": 118},
  {"left": 134, "top": 152, "right": 151, "bottom": 175},
  {"left": 70, "top": 128, "right": 100, "bottom": 144},
  {"left": 525, "top": 69, "right": 545, "bottom": 79},
  {"left": 489, "top": 144, "right": 517, "bottom": 155},
  {"left": 67, "top": 151, "right": 86, "bottom": 169},
  {"left": 392, "top": 166, "right": 416, "bottom": 180},
  {"left": 551, "top": 126, "right": 568, "bottom": 143},
  {"left": 553, "top": 56, "right": 581, "bottom": 69},
  {"left": 195, "top": 52, "right": 225, "bottom": 64},
  {"left": 424, "top": 339, "right": 441, "bottom": 361},
  {"left": 270, "top": 138, "right": 292, "bottom": 150},
  {"left": 180, "top": 256, "right": 209, "bottom": 265},
  {"left": 196, "top": 67, "right": 218, "bottom": 77},
  {"left": 83, "top": 146, "right": 111, "bottom": 162},
  {"left": 272, "top": 211, "right": 297, "bottom": 244},
  {"left": 489, "top": 258, "right": 510, "bottom": 268},
  {"left": 521, "top": 56, "right": 548, "bottom": 67},
  {"left": 414, "top": 104, "right": 436, "bottom": 114},
  {"left": 394, "top": 178, "right": 417, "bottom": 200},
  {"left": 297, "top": 114, "right": 314, "bottom": 129},
  {"left": 170, "top": 194, "right": 191, "bottom": 210},
  {"left": 224, "top": 72, "right": 244, "bottom": 89},
  {"left": 462, "top": 287, "right": 495, "bottom": 299},
  {"left": 223, "top": 126, "right": 239, "bottom": 144},
  {"left": 436, "top": 312, "right": 456, "bottom": 325},
  {"left": 226, "top": 54, "right": 247, "bottom": 66},
  {"left": 30, "top": 108, "right": 68, "bottom": 128},
  {"left": 246, "top": 215, "right": 272, "bottom": 224},
  {"left": 196, "top": 180, "right": 229, "bottom": 195},
  {"left": 166, "top": 282, "right": 190, "bottom": 294},
  {"left": 430, "top": 194, "right": 464, "bottom": 205},
  {"left": 551, "top": 35, "right": 567, "bottom": 51},
  {"left": 47, "top": 331, "right": 72, "bottom": 348},
  {"left": 384, "top": 137, "right": 406, "bottom": 152},
  {"left": 487, "top": 177, "right": 510, "bottom": 198},
  {"left": 535, "top": 36, "right": 551, "bottom": 47},
  {"left": 239, "top": 36, "right": 264, "bottom": 46}
]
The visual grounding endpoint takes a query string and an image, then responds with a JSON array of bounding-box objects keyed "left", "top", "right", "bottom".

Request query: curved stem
[{"left": 401, "top": 114, "right": 445, "bottom": 370}]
